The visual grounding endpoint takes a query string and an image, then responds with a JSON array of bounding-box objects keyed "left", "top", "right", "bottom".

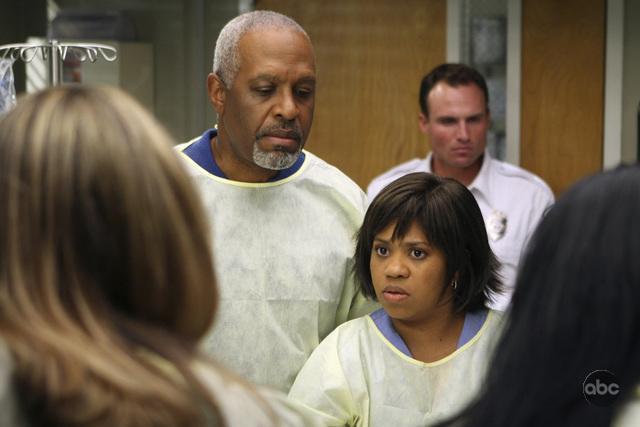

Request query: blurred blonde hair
[{"left": 0, "top": 86, "right": 221, "bottom": 426}]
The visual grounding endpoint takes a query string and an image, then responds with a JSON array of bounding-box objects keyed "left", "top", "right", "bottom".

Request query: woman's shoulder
[
  {"left": 472, "top": 309, "right": 506, "bottom": 347},
  {"left": 316, "top": 315, "right": 380, "bottom": 358},
  {"left": 291, "top": 315, "right": 378, "bottom": 386},
  {"left": 487, "top": 308, "right": 505, "bottom": 324},
  {"left": 334, "top": 315, "right": 373, "bottom": 337},
  {"left": 480, "top": 309, "right": 505, "bottom": 335}
]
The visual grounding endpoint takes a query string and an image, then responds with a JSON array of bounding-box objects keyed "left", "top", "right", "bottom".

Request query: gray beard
[{"left": 252, "top": 143, "right": 301, "bottom": 170}]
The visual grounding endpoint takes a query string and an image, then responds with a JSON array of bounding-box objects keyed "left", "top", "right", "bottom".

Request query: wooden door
[
  {"left": 255, "top": 0, "right": 446, "bottom": 189},
  {"left": 520, "top": 0, "right": 606, "bottom": 195}
]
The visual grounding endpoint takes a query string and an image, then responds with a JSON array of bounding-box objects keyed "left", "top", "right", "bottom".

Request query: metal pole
[{"left": 48, "top": 39, "right": 61, "bottom": 86}]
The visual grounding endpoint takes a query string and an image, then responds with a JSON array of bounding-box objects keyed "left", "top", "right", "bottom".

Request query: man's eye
[
  {"left": 438, "top": 118, "right": 457, "bottom": 125},
  {"left": 254, "top": 87, "right": 274, "bottom": 95},
  {"left": 295, "top": 88, "right": 314, "bottom": 98}
]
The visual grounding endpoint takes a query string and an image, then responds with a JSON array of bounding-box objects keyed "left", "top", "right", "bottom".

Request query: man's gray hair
[{"left": 213, "top": 10, "right": 310, "bottom": 89}]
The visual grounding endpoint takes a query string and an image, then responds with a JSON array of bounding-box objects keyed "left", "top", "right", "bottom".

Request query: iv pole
[{"left": 0, "top": 40, "right": 117, "bottom": 86}]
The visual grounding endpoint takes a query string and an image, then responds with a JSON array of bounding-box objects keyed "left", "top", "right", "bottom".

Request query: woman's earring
[{"left": 452, "top": 280, "right": 458, "bottom": 290}]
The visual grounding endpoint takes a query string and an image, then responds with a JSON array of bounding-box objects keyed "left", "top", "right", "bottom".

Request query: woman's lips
[{"left": 382, "top": 286, "right": 409, "bottom": 303}]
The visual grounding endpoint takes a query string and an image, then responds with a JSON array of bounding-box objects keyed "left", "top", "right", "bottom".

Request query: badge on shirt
[{"left": 486, "top": 210, "right": 507, "bottom": 241}]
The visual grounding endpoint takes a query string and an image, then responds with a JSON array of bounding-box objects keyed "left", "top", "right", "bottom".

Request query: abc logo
[{"left": 583, "top": 370, "right": 620, "bottom": 406}]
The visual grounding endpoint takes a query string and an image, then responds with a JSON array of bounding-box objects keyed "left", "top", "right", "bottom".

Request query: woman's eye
[
  {"left": 375, "top": 246, "right": 388, "bottom": 256},
  {"left": 411, "top": 249, "right": 425, "bottom": 259}
]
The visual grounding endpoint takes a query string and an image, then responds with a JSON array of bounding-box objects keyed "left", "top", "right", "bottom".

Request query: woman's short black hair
[{"left": 354, "top": 172, "right": 501, "bottom": 313}]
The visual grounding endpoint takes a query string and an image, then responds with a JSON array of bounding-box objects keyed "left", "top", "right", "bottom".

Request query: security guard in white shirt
[{"left": 367, "top": 63, "right": 554, "bottom": 311}]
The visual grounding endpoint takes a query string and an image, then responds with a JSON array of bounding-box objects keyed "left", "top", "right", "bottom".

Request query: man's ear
[
  {"left": 418, "top": 112, "right": 430, "bottom": 134},
  {"left": 207, "top": 73, "right": 226, "bottom": 115}
]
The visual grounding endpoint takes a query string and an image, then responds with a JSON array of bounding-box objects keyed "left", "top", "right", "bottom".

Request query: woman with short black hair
[{"left": 290, "top": 172, "right": 503, "bottom": 426}]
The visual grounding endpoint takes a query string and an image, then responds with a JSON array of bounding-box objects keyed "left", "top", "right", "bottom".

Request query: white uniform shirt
[
  {"left": 289, "top": 310, "right": 503, "bottom": 427},
  {"left": 177, "top": 139, "right": 377, "bottom": 392},
  {"left": 367, "top": 152, "right": 554, "bottom": 310}
]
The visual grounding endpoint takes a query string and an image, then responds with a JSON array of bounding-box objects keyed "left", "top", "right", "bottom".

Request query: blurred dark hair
[{"left": 435, "top": 164, "right": 640, "bottom": 427}]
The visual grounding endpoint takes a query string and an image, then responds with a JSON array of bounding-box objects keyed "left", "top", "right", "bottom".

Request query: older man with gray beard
[{"left": 176, "top": 10, "right": 376, "bottom": 392}]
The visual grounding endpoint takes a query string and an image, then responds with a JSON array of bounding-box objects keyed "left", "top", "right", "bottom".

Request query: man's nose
[
  {"left": 274, "top": 89, "right": 299, "bottom": 121},
  {"left": 457, "top": 121, "right": 470, "bottom": 141}
]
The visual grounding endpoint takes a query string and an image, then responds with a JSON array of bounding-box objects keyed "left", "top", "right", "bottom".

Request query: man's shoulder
[
  {"left": 174, "top": 138, "right": 205, "bottom": 176},
  {"left": 303, "top": 151, "right": 355, "bottom": 180},
  {"left": 366, "top": 157, "right": 427, "bottom": 200},
  {"left": 175, "top": 140, "right": 195, "bottom": 152},
  {"left": 301, "top": 150, "right": 364, "bottom": 199},
  {"left": 174, "top": 136, "right": 205, "bottom": 168},
  {"left": 489, "top": 158, "right": 554, "bottom": 199},
  {"left": 177, "top": 131, "right": 210, "bottom": 153}
]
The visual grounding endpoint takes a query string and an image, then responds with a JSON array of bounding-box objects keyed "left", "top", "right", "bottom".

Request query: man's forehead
[
  {"left": 237, "top": 29, "right": 316, "bottom": 77},
  {"left": 430, "top": 81, "right": 484, "bottom": 98},
  {"left": 428, "top": 83, "right": 487, "bottom": 112},
  {"left": 239, "top": 27, "right": 313, "bottom": 53}
]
